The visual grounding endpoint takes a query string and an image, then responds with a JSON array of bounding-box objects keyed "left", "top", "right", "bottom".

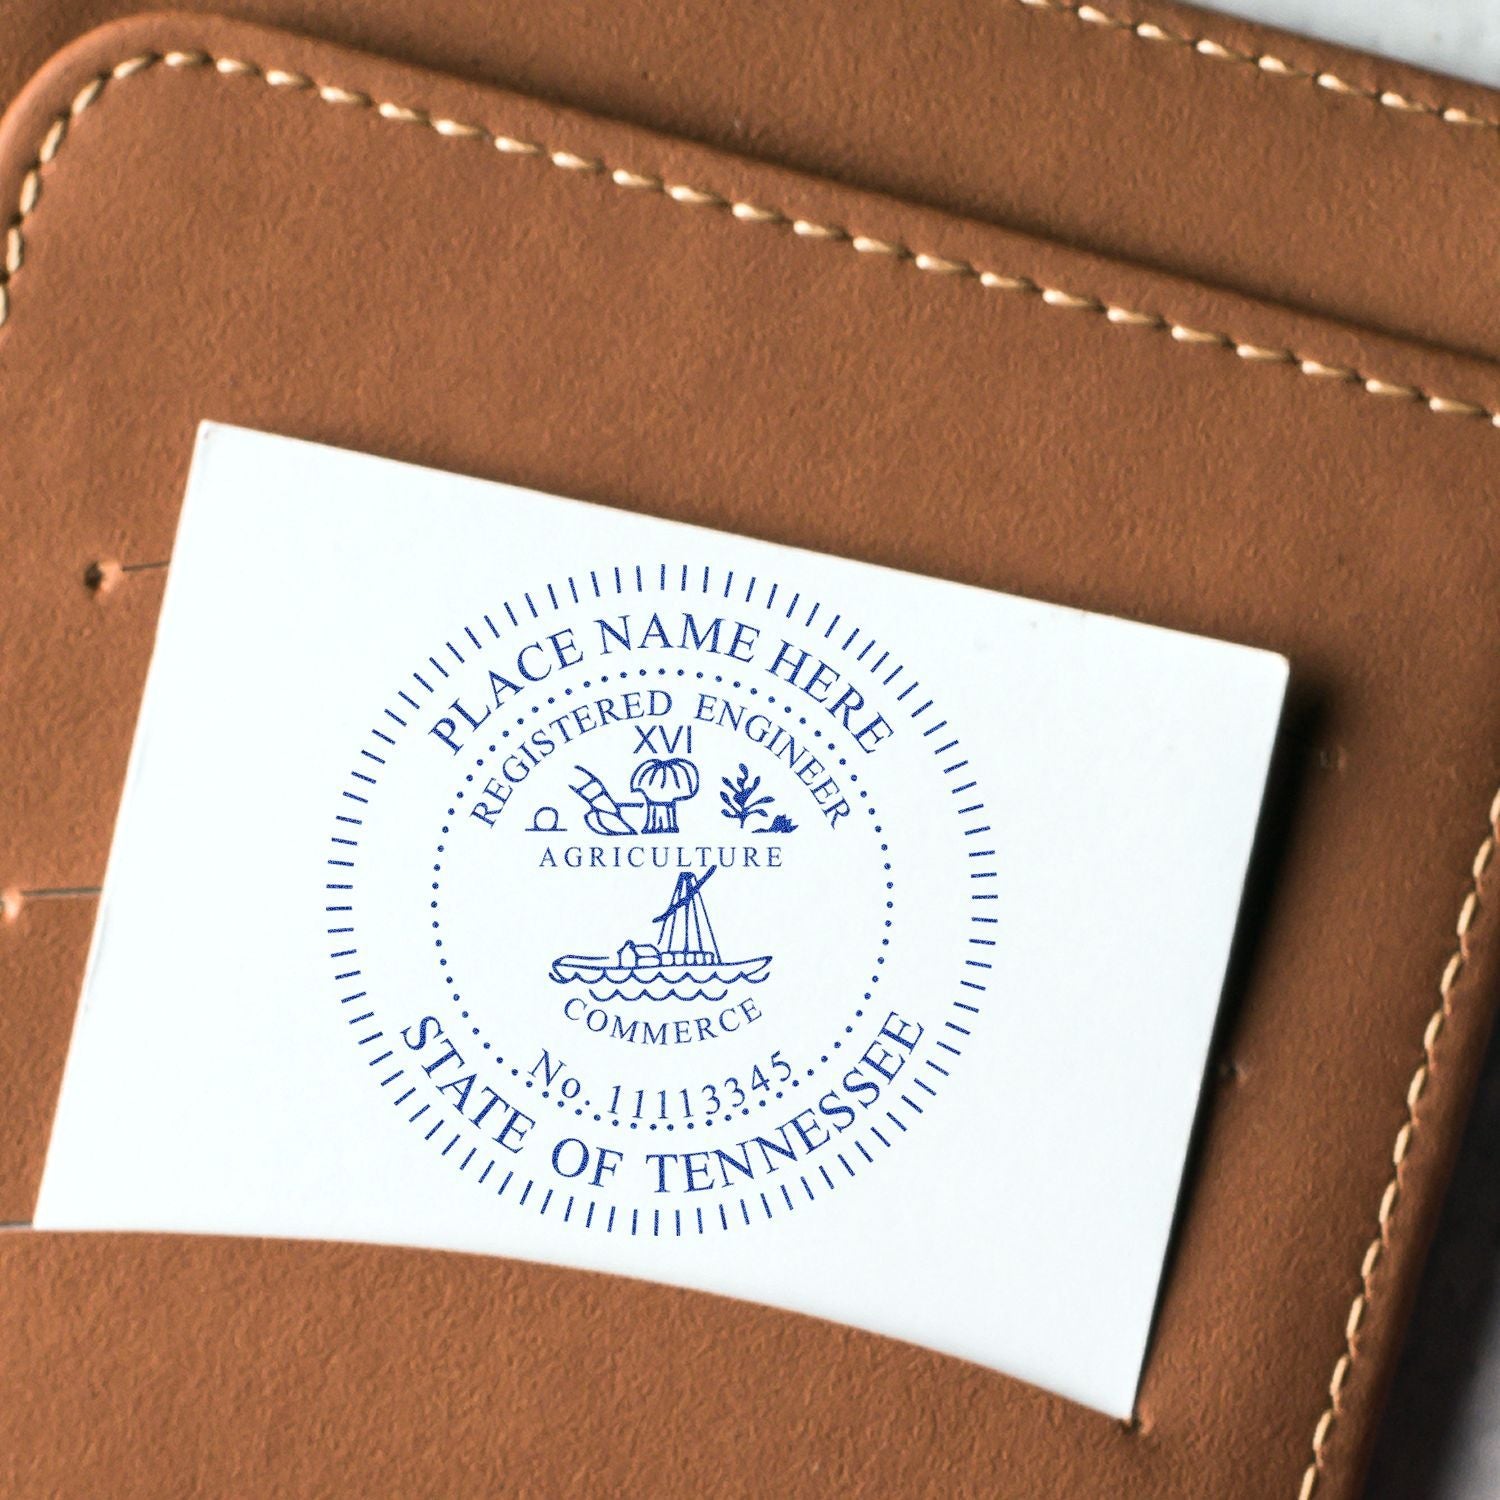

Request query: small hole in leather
[
  {"left": 84, "top": 558, "right": 121, "bottom": 594},
  {"left": 85, "top": 558, "right": 170, "bottom": 593}
]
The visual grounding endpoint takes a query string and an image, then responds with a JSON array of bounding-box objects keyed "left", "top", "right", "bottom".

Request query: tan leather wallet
[{"left": 2, "top": 3, "right": 1497, "bottom": 1496}]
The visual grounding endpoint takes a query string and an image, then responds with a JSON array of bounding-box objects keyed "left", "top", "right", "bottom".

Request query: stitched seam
[
  {"left": 0, "top": 49, "right": 1497, "bottom": 429},
  {"left": 1298, "top": 789, "right": 1500, "bottom": 1499},
  {"left": 1010, "top": 0, "right": 1500, "bottom": 132}
]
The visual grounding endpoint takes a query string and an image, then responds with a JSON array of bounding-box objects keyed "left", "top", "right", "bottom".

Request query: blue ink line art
[
  {"left": 568, "top": 764, "right": 639, "bottom": 836},
  {"left": 630, "top": 757, "right": 699, "bottom": 833},
  {"left": 549, "top": 867, "right": 771, "bottom": 1002}
]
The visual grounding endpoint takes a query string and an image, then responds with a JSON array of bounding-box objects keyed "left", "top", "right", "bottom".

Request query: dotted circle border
[{"left": 428, "top": 664, "right": 894, "bottom": 1131}]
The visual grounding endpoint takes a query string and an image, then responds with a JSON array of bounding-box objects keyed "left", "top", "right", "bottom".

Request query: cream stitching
[
  {"left": 1297, "top": 789, "right": 1500, "bottom": 1500},
  {"left": 0, "top": 49, "right": 1497, "bottom": 429},
  {"left": 1010, "top": 0, "right": 1500, "bottom": 132}
]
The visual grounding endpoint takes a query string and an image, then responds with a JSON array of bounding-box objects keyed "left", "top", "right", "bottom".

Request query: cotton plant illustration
[
  {"left": 719, "top": 764, "right": 795, "bottom": 832},
  {"left": 629, "top": 757, "right": 700, "bottom": 833}
]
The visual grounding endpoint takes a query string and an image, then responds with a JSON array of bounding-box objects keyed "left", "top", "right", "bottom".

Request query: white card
[{"left": 35, "top": 423, "right": 1286, "bottom": 1418}]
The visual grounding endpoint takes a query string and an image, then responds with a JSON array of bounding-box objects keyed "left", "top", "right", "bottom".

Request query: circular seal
[{"left": 329, "top": 560, "right": 994, "bottom": 1236}]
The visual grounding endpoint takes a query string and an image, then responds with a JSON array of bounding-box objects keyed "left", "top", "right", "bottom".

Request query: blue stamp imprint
[{"left": 328, "top": 560, "right": 995, "bottom": 1235}]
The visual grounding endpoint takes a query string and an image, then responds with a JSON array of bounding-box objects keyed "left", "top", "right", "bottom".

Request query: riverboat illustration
[{"left": 548, "top": 866, "right": 772, "bottom": 1002}]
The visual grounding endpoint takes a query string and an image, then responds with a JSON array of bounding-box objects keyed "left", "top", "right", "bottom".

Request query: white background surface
[
  {"left": 1203, "top": 4, "right": 1498, "bottom": 1498},
  {"left": 1211, "top": 0, "right": 1500, "bottom": 86}
]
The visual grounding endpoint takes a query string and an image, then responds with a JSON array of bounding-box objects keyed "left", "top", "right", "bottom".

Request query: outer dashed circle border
[{"left": 327, "top": 558, "right": 998, "bottom": 1236}]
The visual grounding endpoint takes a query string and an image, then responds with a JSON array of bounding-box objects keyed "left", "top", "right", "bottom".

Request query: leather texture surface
[
  {"left": 0, "top": 0, "right": 1497, "bottom": 359},
  {"left": 0, "top": 8, "right": 1497, "bottom": 1499}
]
